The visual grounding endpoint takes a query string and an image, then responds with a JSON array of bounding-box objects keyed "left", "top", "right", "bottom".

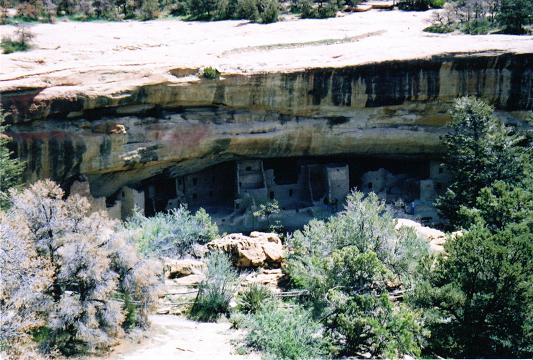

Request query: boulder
[
  {"left": 395, "top": 218, "right": 447, "bottom": 253},
  {"left": 163, "top": 258, "right": 206, "bottom": 279},
  {"left": 207, "top": 232, "right": 284, "bottom": 268},
  {"left": 243, "top": 268, "right": 284, "bottom": 292}
]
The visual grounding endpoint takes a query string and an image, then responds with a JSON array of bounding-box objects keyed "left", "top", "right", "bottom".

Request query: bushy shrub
[
  {"left": 237, "top": 284, "right": 273, "bottom": 314},
  {"left": 189, "top": 252, "right": 238, "bottom": 322},
  {"left": 286, "top": 191, "right": 428, "bottom": 289},
  {"left": 327, "top": 293, "right": 425, "bottom": 358},
  {"left": 257, "top": 0, "right": 279, "bottom": 23},
  {"left": 236, "top": 0, "right": 259, "bottom": 20},
  {"left": 432, "top": 0, "right": 532, "bottom": 35},
  {"left": 298, "top": 0, "right": 339, "bottom": 19},
  {"left": 430, "top": 0, "right": 444, "bottom": 8},
  {"left": 139, "top": 0, "right": 160, "bottom": 20},
  {"left": 297, "top": 0, "right": 313, "bottom": 17},
  {"left": 462, "top": 18, "right": 491, "bottom": 34},
  {"left": 424, "top": 24, "right": 454, "bottom": 33},
  {"left": 125, "top": 205, "right": 218, "bottom": 257},
  {"left": 201, "top": 66, "right": 220, "bottom": 79},
  {"left": 397, "top": 0, "right": 431, "bottom": 10},
  {"left": 185, "top": 0, "right": 217, "bottom": 19},
  {"left": 243, "top": 300, "right": 331, "bottom": 359},
  {"left": 424, "top": 13, "right": 454, "bottom": 33},
  {"left": 0, "top": 180, "right": 161, "bottom": 356},
  {"left": 1, "top": 26, "right": 34, "bottom": 54},
  {"left": 283, "top": 191, "right": 429, "bottom": 357},
  {"left": 14, "top": 0, "right": 55, "bottom": 21}
]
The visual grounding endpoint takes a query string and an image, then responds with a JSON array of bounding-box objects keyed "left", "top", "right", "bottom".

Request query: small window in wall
[
  {"left": 289, "top": 189, "right": 293, "bottom": 197},
  {"left": 193, "top": 178, "right": 198, "bottom": 186},
  {"left": 246, "top": 166, "right": 252, "bottom": 171},
  {"left": 270, "top": 191, "right": 275, "bottom": 200},
  {"left": 368, "top": 182, "right": 373, "bottom": 190},
  {"left": 192, "top": 193, "right": 198, "bottom": 200},
  {"left": 178, "top": 179, "right": 182, "bottom": 185}
]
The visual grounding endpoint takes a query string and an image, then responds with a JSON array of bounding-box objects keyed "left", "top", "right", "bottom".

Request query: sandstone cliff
[{"left": 0, "top": 11, "right": 531, "bottom": 197}]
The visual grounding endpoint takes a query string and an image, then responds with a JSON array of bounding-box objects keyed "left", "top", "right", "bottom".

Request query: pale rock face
[
  {"left": 207, "top": 232, "right": 284, "bottom": 268},
  {"left": 0, "top": 14, "right": 531, "bottom": 204},
  {"left": 163, "top": 258, "right": 207, "bottom": 279},
  {"left": 3, "top": 52, "right": 531, "bottom": 199},
  {"left": 395, "top": 218, "right": 447, "bottom": 253},
  {"left": 243, "top": 269, "right": 284, "bottom": 293}
]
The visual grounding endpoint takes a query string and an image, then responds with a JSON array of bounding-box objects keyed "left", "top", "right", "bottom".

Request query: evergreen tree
[
  {"left": 497, "top": 0, "right": 533, "bottom": 34},
  {"left": 435, "top": 97, "right": 526, "bottom": 227},
  {"left": 412, "top": 220, "right": 533, "bottom": 357},
  {"left": 0, "top": 109, "right": 24, "bottom": 209}
]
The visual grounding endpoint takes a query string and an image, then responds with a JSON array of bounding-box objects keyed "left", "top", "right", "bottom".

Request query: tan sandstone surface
[
  {"left": 0, "top": 10, "right": 531, "bottom": 199},
  {"left": 1, "top": 10, "right": 532, "bottom": 100},
  {"left": 95, "top": 315, "right": 258, "bottom": 360}
]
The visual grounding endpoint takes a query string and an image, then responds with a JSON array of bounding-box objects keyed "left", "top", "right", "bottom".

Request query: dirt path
[{"left": 101, "top": 315, "right": 259, "bottom": 360}]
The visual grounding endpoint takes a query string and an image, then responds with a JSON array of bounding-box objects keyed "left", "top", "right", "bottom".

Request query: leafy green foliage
[
  {"left": 327, "top": 293, "right": 425, "bottom": 358},
  {"left": 286, "top": 191, "right": 429, "bottom": 290},
  {"left": 0, "top": 110, "right": 24, "bottom": 208},
  {"left": 257, "top": 0, "right": 278, "bottom": 23},
  {"left": 297, "top": 0, "right": 340, "bottom": 19},
  {"left": 1, "top": 0, "right": 280, "bottom": 22},
  {"left": 1, "top": 26, "right": 33, "bottom": 54},
  {"left": 237, "top": 284, "right": 274, "bottom": 314},
  {"left": 408, "top": 97, "right": 532, "bottom": 358},
  {"left": 185, "top": 0, "right": 279, "bottom": 22},
  {"left": 139, "top": 0, "right": 160, "bottom": 20},
  {"left": 397, "top": 0, "right": 432, "bottom": 11},
  {"left": 458, "top": 176, "right": 533, "bottom": 231},
  {"left": 201, "top": 66, "right": 220, "bottom": 79},
  {"left": 125, "top": 206, "right": 219, "bottom": 257},
  {"left": 252, "top": 199, "right": 282, "bottom": 232},
  {"left": 423, "top": 23, "right": 454, "bottom": 33},
  {"left": 435, "top": 97, "right": 526, "bottom": 228},
  {"left": 461, "top": 18, "right": 492, "bottom": 34},
  {"left": 190, "top": 252, "right": 238, "bottom": 322},
  {"left": 243, "top": 300, "right": 331, "bottom": 360},
  {"left": 429, "top": 0, "right": 532, "bottom": 35},
  {"left": 1, "top": 37, "right": 29, "bottom": 53},
  {"left": 283, "top": 191, "right": 429, "bottom": 357},
  {"left": 411, "top": 220, "right": 533, "bottom": 357},
  {"left": 497, "top": 0, "right": 533, "bottom": 34},
  {"left": 430, "top": 0, "right": 444, "bottom": 8}
]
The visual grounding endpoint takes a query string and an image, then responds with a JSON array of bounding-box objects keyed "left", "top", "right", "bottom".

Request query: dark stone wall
[{"left": 1, "top": 53, "right": 531, "bottom": 123}]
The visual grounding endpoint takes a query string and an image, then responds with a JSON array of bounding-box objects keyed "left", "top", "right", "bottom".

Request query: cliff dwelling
[{"left": 64, "top": 155, "right": 449, "bottom": 232}]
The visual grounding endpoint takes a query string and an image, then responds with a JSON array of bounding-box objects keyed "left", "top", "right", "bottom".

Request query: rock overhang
[{"left": 0, "top": 11, "right": 531, "bottom": 208}]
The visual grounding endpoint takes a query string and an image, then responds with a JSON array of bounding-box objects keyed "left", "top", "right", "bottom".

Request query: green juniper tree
[
  {"left": 0, "top": 109, "right": 24, "bottom": 209},
  {"left": 412, "top": 219, "right": 533, "bottom": 358},
  {"left": 411, "top": 97, "right": 533, "bottom": 358},
  {"left": 497, "top": 0, "right": 533, "bottom": 34},
  {"left": 435, "top": 97, "right": 526, "bottom": 228}
]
